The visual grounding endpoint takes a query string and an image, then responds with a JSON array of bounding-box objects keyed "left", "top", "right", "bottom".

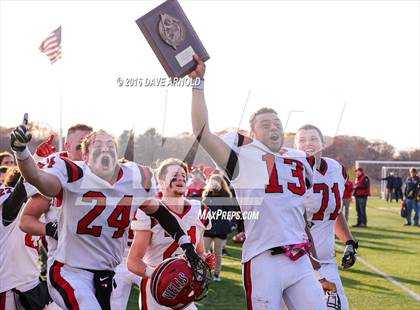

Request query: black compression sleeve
[
  {"left": 147, "top": 203, "right": 186, "bottom": 242},
  {"left": 2, "top": 178, "right": 27, "bottom": 226},
  {"left": 225, "top": 150, "right": 239, "bottom": 181}
]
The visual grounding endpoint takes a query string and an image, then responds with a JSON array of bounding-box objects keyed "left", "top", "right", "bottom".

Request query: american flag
[{"left": 39, "top": 26, "right": 61, "bottom": 64}]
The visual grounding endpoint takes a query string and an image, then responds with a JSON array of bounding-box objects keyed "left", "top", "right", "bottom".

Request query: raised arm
[
  {"left": 190, "top": 56, "right": 239, "bottom": 180},
  {"left": 10, "top": 114, "right": 61, "bottom": 197}
]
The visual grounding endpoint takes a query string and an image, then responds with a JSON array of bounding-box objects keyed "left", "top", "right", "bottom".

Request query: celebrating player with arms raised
[
  {"left": 20, "top": 125, "right": 93, "bottom": 274},
  {"left": 295, "top": 124, "right": 358, "bottom": 310},
  {"left": 189, "top": 57, "right": 333, "bottom": 310},
  {"left": 10, "top": 115, "right": 207, "bottom": 310}
]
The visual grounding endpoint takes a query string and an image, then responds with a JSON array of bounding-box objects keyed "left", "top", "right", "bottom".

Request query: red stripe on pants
[
  {"left": 0, "top": 292, "right": 6, "bottom": 310},
  {"left": 52, "top": 262, "right": 80, "bottom": 310},
  {"left": 244, "top": 261, "right": 253, "bottom": 310},
  {"left": 140, "top": 278, "right": 148, "bottom": 310}
]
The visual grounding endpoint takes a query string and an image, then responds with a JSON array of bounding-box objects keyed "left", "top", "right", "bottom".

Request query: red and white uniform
[
  {"left": 0, "top": 186, "right": 41, "bottom": 309},
  {"left": 110, "top": 228, "right": 141, "bottom": 310},
  {"left": 131, "top": 199, "right": 210, "bottom": 310},
  {"left": 305, "top": 157, "right": 349, "bottom": 309},
  {"left": 43, "top": 200, "right": 60, "bottom": 268},
  {"left": 36, "top": 152, "right": 67, "bottom": 268},
  {"left": 223, "top": 132, "right": 325, "bottom": 310},
  {"left": 40, "top": 155, "right": 156, "bottom": 310}
]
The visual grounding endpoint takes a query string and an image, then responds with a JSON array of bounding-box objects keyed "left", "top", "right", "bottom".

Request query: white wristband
[
  {"left": 192, "top": 78, "right": 204, "bottom": 91},
  {"left": 178, "top": 235, "right": 191, "bottom": 246},
  {"left": 145, "top": 266, "right": 155, "bottom": 278},
  {"left": 314, "top": 269, "right": 323, "bottom": 281},
  {"left": 14, "top": 147, "right": 31, "bottom": 161}
]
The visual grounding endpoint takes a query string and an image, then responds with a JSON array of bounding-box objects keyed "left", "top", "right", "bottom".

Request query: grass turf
[{"left": 126, "top": 198, "right": 420, "bottom": 309}]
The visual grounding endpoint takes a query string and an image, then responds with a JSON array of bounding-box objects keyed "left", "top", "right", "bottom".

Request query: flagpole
[
  {"left": 58, "top": 26, "right": 63, "bottom": 152},
  {"left": 40, "top": 25, "right": 63, "bottom": 151},
  {"left": 59, "top": 84, "right": 63, "bottom": 152}
]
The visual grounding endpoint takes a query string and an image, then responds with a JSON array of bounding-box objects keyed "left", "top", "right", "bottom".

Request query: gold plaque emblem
[{"left": 158, "top": 13, "right": 186, "bottom": 50}]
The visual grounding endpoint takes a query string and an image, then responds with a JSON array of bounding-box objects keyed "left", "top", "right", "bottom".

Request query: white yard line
[
  {"left": 336, "top": 245, "right": 420, "bottom": 302},
  {"left": 222, "top": 261, "right": 241, "bottom": 266},
  {"left": 357, "top": 256, "right": 420, "bottom": 302}
]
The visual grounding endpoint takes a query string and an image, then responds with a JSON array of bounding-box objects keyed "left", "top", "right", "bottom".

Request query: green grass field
[{"left": 127, "top": 198, "right": 420, "bottom": 309}]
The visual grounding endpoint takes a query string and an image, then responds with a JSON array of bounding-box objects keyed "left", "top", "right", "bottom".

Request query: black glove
[
  {"left": 181, "top": 243, "right": 209, "bottom": 283},
  {"left": 45, "top": 222, "right": 58, "bottom": 240},
  {"left": 342, "top": 240, "right": 358, "bottom": 269},
  {"left": 11, "top": 113, "right": 32, "bottom": 152}
]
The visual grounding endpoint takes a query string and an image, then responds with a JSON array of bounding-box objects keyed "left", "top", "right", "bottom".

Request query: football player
[
  {"left": 20, "top": 125, "right": 93, "bottom": 273},
  {"left": 127, "top": 158, "right": 215, "bottom": 309},
  {"left": 111, "top": 227, "right": 141, "bottom": 310},
  {"left": 189, "top": 57, "right": 332, "bottom": 309},
  {"left": 0, "top": 168, "right": 53, "bottom": 309},
  {"left": 295, "top": 124, "right": 358, "bottom": 310},
  {"left": 10, "top": 115, "right": 206, "bottom": 310}
]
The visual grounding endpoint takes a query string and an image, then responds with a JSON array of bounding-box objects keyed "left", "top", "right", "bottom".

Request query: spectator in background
[
  {"left": 203, "top": 166, "right": 214, "bottom": 180},
  {"left": 0, "top": 151, "right": 15, "bottom": 167},
  {"left": 0, "top": 166, "right": 8, "bottom": 186},
  {"left": 381, "top": 172, "right": 395, "bottom": 202},
  {"left": 353, "top": 167, "right": 370, "bottom": 228},
  {"left": 343, "top": 179, "right": 354, "bottom": 222},
  {"left": 187, "top": 168, "right": 206, "bottom": 199},
  {"left": 202, "top": 174, "right": 233, "bottom": 282},
  {"left": 394, "top": 173, "right": 403, "bottom": 202},
  {"left": 404, "top": 168, "right": 420, "bottom": 226}
]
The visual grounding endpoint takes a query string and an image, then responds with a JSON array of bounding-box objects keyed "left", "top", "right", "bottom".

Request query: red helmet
[{"left": 150, "top": 257, "right": 209, "bottom": 309}]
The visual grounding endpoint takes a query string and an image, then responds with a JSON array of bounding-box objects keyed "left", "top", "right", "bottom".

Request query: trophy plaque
[{"left": 136, "top": 0, "right": 210, "bottom": 78}]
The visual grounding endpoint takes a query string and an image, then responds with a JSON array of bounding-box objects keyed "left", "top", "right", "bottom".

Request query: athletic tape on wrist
[
  {"left": 14, "top": 147, "right": 31, "bottom": 161},
  {"left": 192, "top": 78, "right": 204, "bottom": 91},
  {"left": 314, "top": 269, "right": 323, "bottom": 281}
]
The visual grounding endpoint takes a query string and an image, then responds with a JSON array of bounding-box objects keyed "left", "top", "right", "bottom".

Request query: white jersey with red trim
[
  {"left": 131, "top": 199, "right": 211, "bottom": 267},
  {"left": 0, "top": 187, "right": 41, "bottom": 293},
  {"left": 304, "top": 157, "right": 347, "bottom": 264},
  {"left": 35, "top": 152, "right": 67, "bottom": 262},
  {"left": 41, "top": 155, "right": 157, "bottom": 270},
  {"left": 43, "top": 199, "right": 60, "bottom": 264},
  {"left": 223, "top": 132, "right": 313, "bottom": 263}
]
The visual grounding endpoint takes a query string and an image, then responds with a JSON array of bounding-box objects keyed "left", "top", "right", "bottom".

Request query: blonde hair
[
  {"left": 3, "top": 167, "right": 20, "bottom": 187},
  {"left": 155, "top": 158, "right": 188, "bottom": 181},
  {"left": 81, "top": 130, "right": 117, "bottom": 155},
  {"left": 202, "top": 174, "right": 232, "bottom": 198}
]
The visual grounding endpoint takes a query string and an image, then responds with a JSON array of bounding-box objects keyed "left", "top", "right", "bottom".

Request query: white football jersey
[
  {"left": 304, "top": 157, "right": 347, "bottom": 264},
  {"left": 223, "top": 132, "right": 313, "bottom": 263},
  {"left": 131, "top": 199, "right": 210, "bottom": 267},
  {"left": 35, "top": 152, "right": 65, "bottom": 262},
  {"left": 0, "top": 187, "right": 40, "bottom": 293},
  {"left": 41, "top": 155, "right": 157, "bottom": 270},
  {"left": 43, "top": 199, "right": 60, "bottom": 265}
]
